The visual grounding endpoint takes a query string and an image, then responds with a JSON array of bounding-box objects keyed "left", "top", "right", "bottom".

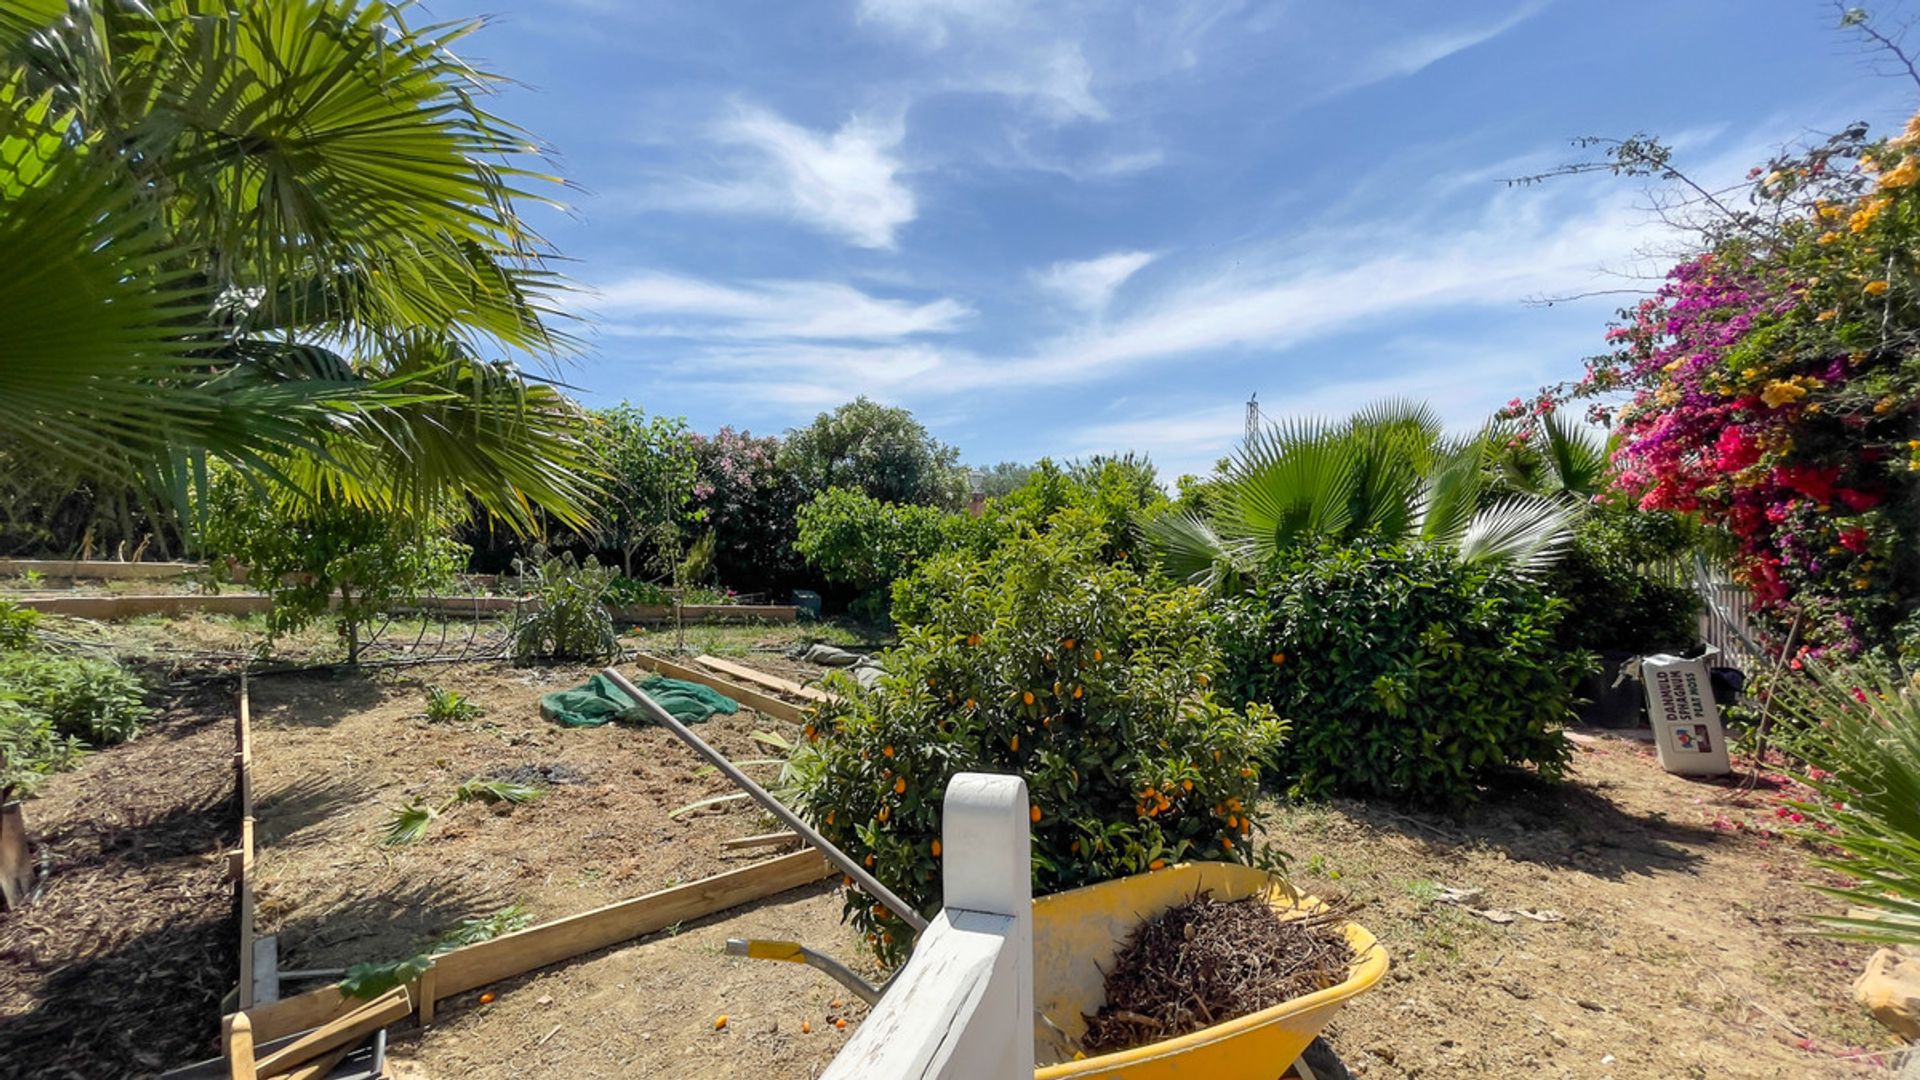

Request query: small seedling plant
[{"left": 422, "top": 685, "right": 482, "bottom": 724}]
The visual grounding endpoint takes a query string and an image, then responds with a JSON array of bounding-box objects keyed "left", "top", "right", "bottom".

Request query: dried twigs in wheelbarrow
[{"left": 1081, "top": 890, "right": 1355, "bottom": 1055}]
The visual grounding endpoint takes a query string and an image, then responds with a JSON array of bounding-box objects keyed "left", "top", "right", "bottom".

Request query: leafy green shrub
[
  {"left": 0, "top": 649, "right": 150, "bottom": 747},
  {"left": 0, "top": 600, "right": 40, "bottom": 650},
  {"left": 604, "top": 577, "right": 673, "bottom": 608},
  {"left": 1544, "top": 509, "right": 1700, "bottom": 654},
  {"left": 798, "top": 524, "right": 1288, "bottom": 963},
  {"left": 200, "top": 470, "right": 467, "bottom": 662},
  {"left": 1771, "top": 662, "right": 1920, "bottom": 948},
  {"left": 510, "top": 548, "right": 619, "bottom": 662},
  {"left": 1215, "top": 544, "right": 1588, "bottom": 806},
  {"left": 982, "top": 455, "right": 1168, "bottom": 567},
  {"left": 422, "top": 685, "right": 481, "bottom": 723},
  {"left": 793, "top": 487, "right": 979, "bottom": 619},
  {"left": 0, "top": 699, "right": 84, "bottom": 797}
]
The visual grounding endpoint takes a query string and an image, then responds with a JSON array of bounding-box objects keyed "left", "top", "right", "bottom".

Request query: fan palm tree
[
  {"left": 1487, "top": 409, "right": 1615, "bottom": 501},
  {"left": 0, "top": 0, "right": 591, "bottom": 531},
  {"left": 1147, "top": 401, "right": 1576, "bottom": 593}
]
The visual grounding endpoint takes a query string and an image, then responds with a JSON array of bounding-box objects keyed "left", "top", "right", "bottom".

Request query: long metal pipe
[{"left": 600, "top": 666, "right": 930, "bottom": 934}]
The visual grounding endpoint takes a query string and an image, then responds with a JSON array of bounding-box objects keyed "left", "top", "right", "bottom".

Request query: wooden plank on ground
[
  {"left": 722, "top": 831, "right": 802, "bottom": 851},
  {"left": 252, "top": 987, "right": 409, "bottom": 1077},
  {"left": 631, "top": 653, "right": 808, "bottom": 723},
  {"left": 431, "top": 848, "right": 832, "bottom": 995},
  {"left": 235, "top": 849, "right": 834, "bottom": 1043},
  {"left": 695, "top": 655, "right": 832, "bottom": 703}
]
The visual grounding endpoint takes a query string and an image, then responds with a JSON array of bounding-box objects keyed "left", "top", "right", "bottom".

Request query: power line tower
[{"left": 1244, "top": 393, "right": 1260, "bottom": 444}]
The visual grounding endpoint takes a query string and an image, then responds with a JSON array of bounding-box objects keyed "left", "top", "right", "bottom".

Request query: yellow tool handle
[{"left": 742, "top": 939, "right": 806, "bottom": 963}]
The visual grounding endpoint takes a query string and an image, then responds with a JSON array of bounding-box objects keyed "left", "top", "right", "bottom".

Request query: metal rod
[
  {"left": 725, "top": 938, "right": 882, "bottom": 1005},
  {"left": 600, "top": 667, "right": 929, "bottom": 933}
]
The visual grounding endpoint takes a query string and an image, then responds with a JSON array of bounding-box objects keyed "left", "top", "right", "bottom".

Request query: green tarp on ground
[{"left": 540, "top": 673, "right": 739, "bottom": 727}]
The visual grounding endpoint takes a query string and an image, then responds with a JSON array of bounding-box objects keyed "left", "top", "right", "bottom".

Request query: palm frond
[
  {"left": 381, "top": 801, "right": 434, "bottom": 846},
  {"left": 1455, "top": 495, "right": 1576, "bottom": 576},
  {"left": 1539, "top": 410, "right": 1611, "bottom": 499},
  {"left": 454, "top": 777, "right": 544, "bottom": 805},
  {"left": 1221, "top": 418, "right": 1358, "bottom": 560},
  {"left": 1144, "top": 509, "right": 1247, "bottom": 593},
  {"left": 1413, "top": 439, "right": 1488, "bottom": 549}
]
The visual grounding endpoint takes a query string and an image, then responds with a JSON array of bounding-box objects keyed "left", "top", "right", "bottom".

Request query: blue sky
[{"left": 434, "top": 0, "right": 1914, "bottom": 479}]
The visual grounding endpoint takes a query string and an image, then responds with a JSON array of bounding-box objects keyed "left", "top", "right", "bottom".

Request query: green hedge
[{"left": 1216, "top": 544, "right": 1589, "bottom": 806}]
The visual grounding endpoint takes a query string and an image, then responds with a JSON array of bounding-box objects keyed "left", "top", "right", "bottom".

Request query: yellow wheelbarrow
[
  {"left": 736, "top": 861, "right": 1385, "bottom": 1079},
  {"left": 1031, "top": 861, "right": 1385, "bottom": 1079}
]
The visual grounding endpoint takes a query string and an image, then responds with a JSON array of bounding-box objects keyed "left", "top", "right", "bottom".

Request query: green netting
[{"left": 539, "top": 673, "right": 739, "bottom": 728}]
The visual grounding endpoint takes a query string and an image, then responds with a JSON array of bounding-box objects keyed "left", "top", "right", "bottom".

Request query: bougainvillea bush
[
  {"left": 1215, "top": 544, "right": 1586, "bottom": 807},
  {"left": 795, "top": 522, "right": 1287, "bottom": 963},
  {"left": 686, "top": 427, "right": 807, "bottom": 596},
  {"left": 1521, "top": 115, "right": 1920, "bottom": 660}
]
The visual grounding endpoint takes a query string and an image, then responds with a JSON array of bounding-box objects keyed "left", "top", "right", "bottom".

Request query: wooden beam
[
  {"left": 224, "top": 1013, "right": 256, "bottom": 1080},
  {"left": 252, "top": 986, "right": 409, "bottom": 1078},
  {"left": 631, "top": 653, "right": 808, "bottom": 723},
  {"left": 722, "top": 831, "right": 802, "bottom": 851},
  {"left": 695, "top": 656, "right": 831, "bottom": 703},
  {"left": 416, "top": 959, "right": 437, "bottom": 1027},
  {"left": 234, "top": 849, "right": 834, "bottom": 1043},
  {"left": 278, "top": 1045, "right": 350, "bottom": 1080}
]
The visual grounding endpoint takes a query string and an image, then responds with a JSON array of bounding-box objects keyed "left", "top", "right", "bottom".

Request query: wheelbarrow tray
[{"left": 1031, "top": 861, "right": 1386, "bottom": 1079}]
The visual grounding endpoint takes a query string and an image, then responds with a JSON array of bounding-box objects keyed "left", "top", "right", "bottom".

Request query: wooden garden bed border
[
  {"left": 694, "top": 654, "right": 833, "bottom": 703},
  {"left": 227, "top": 848, "right": 833, "bottom": 1048},
  {"left": 12, "top": 592, "right": 797, "bottom": 625}
]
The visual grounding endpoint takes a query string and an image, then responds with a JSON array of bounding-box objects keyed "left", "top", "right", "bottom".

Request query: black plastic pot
[{"left": 1577, "top": 650, "right": 1646, "bottom": 729}]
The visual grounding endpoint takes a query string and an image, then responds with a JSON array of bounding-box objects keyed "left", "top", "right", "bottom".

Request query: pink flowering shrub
[{"left": 1520, "top": 117, "right": 1920, "bottom": 659}]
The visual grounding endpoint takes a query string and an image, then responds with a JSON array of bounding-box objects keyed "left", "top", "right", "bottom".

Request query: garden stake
[{"left": 600, "top": 667, "right": 929, "bottom": 933}]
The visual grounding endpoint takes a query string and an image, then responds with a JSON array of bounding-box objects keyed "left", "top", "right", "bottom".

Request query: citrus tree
[{"left": 795, "top": 520, "right": 1287, "bottom": 963}]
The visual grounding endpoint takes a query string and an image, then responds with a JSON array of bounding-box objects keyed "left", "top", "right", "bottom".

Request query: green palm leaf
[{"left": 1455, "top": 495, "right": 1576, "bottom": 576}]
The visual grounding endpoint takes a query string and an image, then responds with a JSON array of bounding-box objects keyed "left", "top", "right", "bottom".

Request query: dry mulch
[
  {"left": 1082, "top": 891, "right": 1354, "bottom": 1055},
  {"left": 0, "top": 687, "right": 239, "bottom": 1079}
]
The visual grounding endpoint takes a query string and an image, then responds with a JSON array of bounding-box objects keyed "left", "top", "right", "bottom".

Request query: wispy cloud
[
  {"left": 1032, "top": 251, "right": 1156, "bottom": 312},
  {"left": 593, "top": 272, "right": 972, "bottom": 341},
  {"left": 648, "top": 105, "right": 915, "bottom": 249},
  {"left": 1333, "top": 3, "right": 1547, "bottom": 95}
]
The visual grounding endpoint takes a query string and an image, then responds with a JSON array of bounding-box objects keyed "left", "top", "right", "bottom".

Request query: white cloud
[
  {"left": 653, "top": 105, "right": 915, "bottom": 249},
  {"left": 856, "top": 0, "right": 1025, "bottom": 48},
  {"left": 1334, "top": 3, "right": 1546, "bottom": 95},
  {"left": 1032, "top": 250, "right": 1156, "bottom": 312},
  {"left": 594, "top": 273, "right": 972, "bottom": 340}
]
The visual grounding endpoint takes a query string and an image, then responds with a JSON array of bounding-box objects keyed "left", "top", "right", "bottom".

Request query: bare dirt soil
[
  {"left": 1284, "top": 730, "right": 1906, "bottom": 1079},
  {"left": 246, "top": 656, "right": 874, "bottom": 1079},
  {"left": 5, "top": 633, "right": 1906, "bottom": 1079},
  {"left": 0, "top": 687, "right": 238, "bottom": 1080}
]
